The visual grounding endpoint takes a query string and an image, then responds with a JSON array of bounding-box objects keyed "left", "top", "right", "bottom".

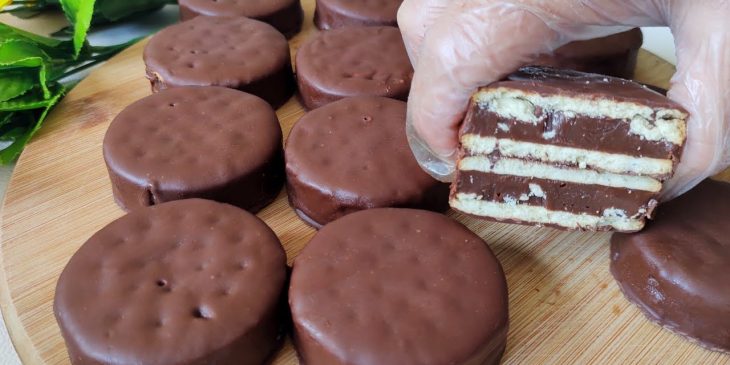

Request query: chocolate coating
[
  {"left": 533, "top": 28, "right": 643, "bottom": 79},
  {"left": 314, "top": 0, "right": 403, "bottom": 30},
  {"left": 179, "top": 0, "right": 303, "bottom": 38},
  {"left": 461, "top": 66, "right": 687, "bottom": 161},
  {"left": 505, "top": 66, "right": 682, "bottom": 109},
  {"left": 103, "top": 86, "right": 284, "bottom": 213},
  {"left": 285, "top": 96, "right": 448, "bottom": 228},
  {"left": 611, "top": 179, "right": 730, "bottom": 353},
  {"left": 462, "top": 106, "right": 679, "bottom": 161},
  {"left": 55, "top": 199, "right": 288, "bottom": 365},
  {"left": 456, "top": 171, "right": 656, "bottom": 217},
  {"left": 144, "top": 16, "right": 295, "bottom": 108},
  {"left": 290, "top": 208, "right": 509, "bottom": 365},
  {"left": 295, "top": 26, "right": 412, "bottom": 110}
]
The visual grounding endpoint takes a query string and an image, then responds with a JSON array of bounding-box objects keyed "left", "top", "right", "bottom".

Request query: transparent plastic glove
[{"left": 399, "top": 0, "right": 730, "bottom": 200}]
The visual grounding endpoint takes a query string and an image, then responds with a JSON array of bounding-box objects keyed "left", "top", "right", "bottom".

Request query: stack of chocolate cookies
[{"left": 450, "top": 67, "right": 688, "bottom": 232}]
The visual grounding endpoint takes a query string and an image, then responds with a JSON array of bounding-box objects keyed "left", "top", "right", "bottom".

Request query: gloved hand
[{"left": 399, "top": 0, "right": 730, "bottom": 200}]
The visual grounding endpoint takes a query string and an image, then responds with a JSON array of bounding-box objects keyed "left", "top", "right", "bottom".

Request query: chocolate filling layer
[
  {"left": 461, "top": 108, "right": 679, "bottom": 160},
  {"left": 453, "top": 170, "right": 656, "bottom": 217}
]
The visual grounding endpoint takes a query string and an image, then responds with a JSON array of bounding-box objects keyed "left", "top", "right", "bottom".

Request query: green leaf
[
  {"left": 0, "top": 84, "right": 60, "bottom": 111},
  {"left": 0, "top": 40, "right": 50, "bottom": 98},
  {"left": 58, "top": 0, "right": 96, "bottom": 58},
  {"left": 0, "top": 69, "right": 36, "bottom": 102},
  {"left": 0, "top": 23, "right": 74, "bottom": 60},
  {"left": 0, "top": 22, "right": 63, "bottom": 49},
  {"left": 0, "top": 84, "right": 65, "bottom": 163}
]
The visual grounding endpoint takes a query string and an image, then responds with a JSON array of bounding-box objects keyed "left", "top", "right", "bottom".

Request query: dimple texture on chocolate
[
  {"left": 285, "top": 96, "right": 448, "bottom": 227},
  {"left": 610, "top": 179, "right": 730, "bottom": 352},
  {"left": 290, "top": 208, "right": 509, "bottom": 365},
  {"left": 54, "top": 199, "right": 287, "bottom": 365},
  {"left": 103, "top": 86, "right": 283, "bottom": 211},
  {"left": 178, "top": 0, "right": 303, "bottom": 38},
  {"left": 295, "top": 26, "right": 412, "bottom": 110},
  {"left": 143, "top": 16, "right": 293, "bottom": 107},
  {"left": 315, "top": 0, "right": 403, "bottom": 29}
]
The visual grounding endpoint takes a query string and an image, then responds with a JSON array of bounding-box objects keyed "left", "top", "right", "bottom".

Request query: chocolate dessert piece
[
  {"left": 533, "top": 28, "right": 643, "bottom": 79},
  {"left": 611, "top": 179, "right": 730, "bottom": 353},
  {"left": 314, "top": 0, "right": 403, "bottom": 30},
  {"left": 54, "top": 199, "right": 288, "bottom": 365},
  {"left": 296, "top": 26, "right": 412, "bottom": 110},
  {"left": 103, "top": 86, "right": 284, "bottom": 213},
  {"left": 451, "top": 66, "right": 688, "bottom": 232},
  {"left": 285, "top": 96, "right": 448, "bottom": 228},
  {"left": 290, "top": 208, "right": 509, "bottom": 365},
  {"left": 179, "top": 0, "right": 303, "bottom": 38},
  {"left": 144, "top": 16, "right": 295, "bottom": 108}
]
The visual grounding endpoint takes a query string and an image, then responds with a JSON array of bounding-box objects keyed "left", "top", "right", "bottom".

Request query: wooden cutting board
[{"left": 1, "top": 1, "right": 729, "bottom": 364}]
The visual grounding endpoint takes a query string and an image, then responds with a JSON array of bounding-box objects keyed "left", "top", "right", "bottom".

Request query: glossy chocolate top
[
  {"left": 179, "top": 0, "right": 298, "bottom": 18},
  {"left": 296, "top": 26, "right": 412, "bottom": 100},
  {"left": 54, "top": 199, "right": 287, "bottom": 364},
  {"left": 285, "top": 96, "right": 444, "bottom": 225},
  {"left": 104, "top": 86, "right": 282, "bottom": 194},
  {"left": 317, "top": 0, "right": 403, "bottom": 24},
  {"left": 290, "top": 208, "right": 509, "bottom": 365},
  {"left": 611, "top": 179, "right": 730, "bottom": 352},
  {"left": 495, "top": 66, "right": 686, "bottom": 111},
  {"left": 144, "top": 16, "right": 289, "bottom": 89}
]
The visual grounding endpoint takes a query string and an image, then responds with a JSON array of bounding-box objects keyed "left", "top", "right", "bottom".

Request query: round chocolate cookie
[
  {"left": 314, "top": 0, "right": 403, "bottom": 30},
  {"left": 611, "top": 179, "right": 730, "bottom": 353},
  {"left": 290, "top": 208, "right": 509, "bottom": 365},
  {"left": 285, "top": 96, "right": 448, "bottom": 228},
  {"left": 532, "top": 28, "right": 643, "bottom": 79},
  {"left": 179, "top": 0, "right": 303, "bottom": 38},
  {"left": 295, "top": 26, "right": 412, "bottom": 110},
  {"left": 144, "top": 16, "right": 294, "bottom": 108},
  {"left": 103, "top": 86, "right": 284, "bottom": 213},
  {"left": 54, "top": 199, "right": 287, "bottom": 365}
]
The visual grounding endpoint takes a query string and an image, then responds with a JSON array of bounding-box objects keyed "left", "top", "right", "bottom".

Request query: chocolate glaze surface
[
  {"left": 533, "top": 29, "right": 642, "bottom": 78},
  {"left": 500, "top": 66, "right": 687, "bottom": 111},
  {"left": 54, "top": 199, "right": 288, "bottom": 365},
  {"left": 455, "top": 170, "right": 656, "bottom": 217},
  {"left": 285, "top": 96, "right": 448, "bottom": 228},
  {"left": 290, "top": 208, "right": 509, "bottom": 365},
  {"left": 461, "top": 107, "right": 680, "bottom": 161},
  {"left": 295, "top": 26, "right": 412, "bottom": 110},
  {"left": 144, "top": 16, "right": 295, "bottom": 108},
  {"left": 314, "top": 0, "right": 403, "bottom": 30},
  {"left": 103, "top": 86, "right": 284, "bottom": 213},
  {"left": 179, "top": 0, "right": 303, "bottom": 38},
  {"left": 610, "top": 179, "right": 730, "bottom": 353}
]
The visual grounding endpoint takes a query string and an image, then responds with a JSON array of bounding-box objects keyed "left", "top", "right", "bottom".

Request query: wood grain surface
[{"left": 1, "top": 1, "right": 729, "bottom": 364}]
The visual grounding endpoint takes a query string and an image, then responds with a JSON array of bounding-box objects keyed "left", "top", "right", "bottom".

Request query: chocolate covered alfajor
[
  {"left": 314, "top": 0, "right": 403, "bottom": 29},
  {"left": 611, "top": 179, "right": 730, "bottom": 353},
  {"left": 55, "top": 199, "right": 288, "bottom": 365},
  {"left": 450, "top": 66, "right": 688, "bottom": 231},
  {"left": 103, "top": 86, "right": 284, "bottom": 213},
  {"left": 533, "top": 28, "right": 643, "bottom": 79},
  {"left": 295, "top": 26, "right": 412, "bottom": 110},
  {"left": 144, "top": 16, "right": 295, "bottom": 108},
  {"left": 285, "top": 96, "right": 448, "bottom": 228},
  {"left": 290, "top": 208, "right": 509, "bottom": 365},
  {"left": 179, "top": 0, "right": 303, "bottom": 38}
]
